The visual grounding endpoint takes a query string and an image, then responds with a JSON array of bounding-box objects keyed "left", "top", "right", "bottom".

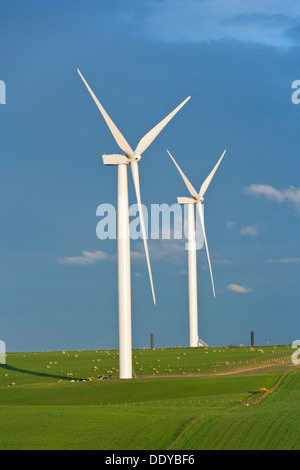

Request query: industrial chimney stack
[{"left": 251, "top": 331, "right": 254, "bottom": 347}]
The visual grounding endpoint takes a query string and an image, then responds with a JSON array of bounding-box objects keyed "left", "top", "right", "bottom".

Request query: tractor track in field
[
  {"left": 211, "top": 362, "right": 294, "bottom": 376},
  {"left": 166, "top": 365, "right": 299, "bottom": 450},
  {"left": 136, "top": 362, "right": 295, "bottom": 380}
]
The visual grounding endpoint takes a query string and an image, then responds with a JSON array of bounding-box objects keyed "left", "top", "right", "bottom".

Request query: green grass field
[{"left": 0, "top": 345, "right": 298, "bottom": 450}]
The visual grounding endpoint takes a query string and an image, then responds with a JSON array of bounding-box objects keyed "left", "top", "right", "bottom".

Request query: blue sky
[{"left": 0, "top": 0, "right": 300, "bottom": 352}]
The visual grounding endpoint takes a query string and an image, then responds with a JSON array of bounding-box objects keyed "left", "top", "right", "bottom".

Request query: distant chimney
[
  {"left": 251, "top": 331, "right": 254, "bottom": 347},
  {"left": 151, "top": 333, "right": 154, "bottom": 350}
]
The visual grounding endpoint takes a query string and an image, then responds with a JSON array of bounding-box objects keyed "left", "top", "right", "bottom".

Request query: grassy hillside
[
  {"left": 171, "top": 368, "right": 300, "bottom": 450},
  {"left": 0, "top": 345, "right": 296, "bottom": 450},
  {"left": 1, "top": 344, "right": 291, "bottom": 385}
]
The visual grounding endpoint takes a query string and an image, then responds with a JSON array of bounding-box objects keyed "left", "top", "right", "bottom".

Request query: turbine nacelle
[
  {"left": 102, "top": 153, "right": 142, "bottom": 166},
  {"left": 102, "top": 154, "right": 129, "bottom": 166},
  {"left": 177, "top": 196, "right": 204, "bottom": 205}
]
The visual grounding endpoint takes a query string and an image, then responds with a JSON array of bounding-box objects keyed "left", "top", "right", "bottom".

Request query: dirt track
[{"left": 136, "top": 362, "right": 296, "bottom": 379}]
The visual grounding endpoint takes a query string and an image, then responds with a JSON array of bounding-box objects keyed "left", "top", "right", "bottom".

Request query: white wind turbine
[
  {"left": 78, "top": 69, "right": 190, "bottom": 378},
  {"left": 167, "top": 149, "right": 226, "bottom": 347}
]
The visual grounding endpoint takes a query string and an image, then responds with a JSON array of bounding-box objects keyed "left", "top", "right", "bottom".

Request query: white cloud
[
  {"left": 226, "top": 220, "right": 236, "bottom": 229},
  {"left": 225, "top": 283, "right": 253, "bottom": 293},
  {"left": 134, "top": 272, "right": 143, "bottom": 278},
  {"left": 266, "top": 257, "right": 300, "bottom": 264},
  {"left": 178, "top": 269, "right": 187, "bottom": 276},
  {"left": 245, "top": 184, "right": 300, "bottom": 213},
  {"left": 59, "top": 239, "right": 186, "bottom": 268},
  {"left": 130, "top": 250, "right": 145, "bottom": 260},
  {"left": 240, "top": 223, "right": 258, "bottom": 236},
  {"left": 59, "top": 250, "right": 110, "bottom": 266},
  {"left": 143, "top": 0, "right": 300, "bottom": 48},
  {"left": 213, "top": 259, "right": 233, "bottom": 265},
  {"left": 245, "top": 184, "right": 286, "bottom": 202},
  {"left": 132, "top": 239, "right": 186, "bottom": 265}
]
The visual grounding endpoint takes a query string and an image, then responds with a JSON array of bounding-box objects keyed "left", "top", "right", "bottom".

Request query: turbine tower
[
  {"left": 78, "top": 69, "right": 190, "bottom": 378},
  {"left": 167, "top": 149, "right": 226, "bottom": 347}
]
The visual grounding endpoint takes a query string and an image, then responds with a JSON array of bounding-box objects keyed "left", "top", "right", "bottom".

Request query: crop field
[{"left": 0, "top": 345, "right": 298, "bottom": 450}]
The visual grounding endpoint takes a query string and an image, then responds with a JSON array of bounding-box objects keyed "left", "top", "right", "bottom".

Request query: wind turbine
[
  {"left": 77, "top": 69, "right": 190, "bottom": 378},
  {"left": 167, "top": 149, "right": 226, "bottom": 347}
]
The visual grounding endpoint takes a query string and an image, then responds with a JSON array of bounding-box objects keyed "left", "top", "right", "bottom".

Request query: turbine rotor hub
[{"left": 128, "top": 154, "right": 141, "bottom": 162}]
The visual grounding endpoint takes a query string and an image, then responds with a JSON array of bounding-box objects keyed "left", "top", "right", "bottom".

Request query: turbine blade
[
  {"left": 77, "top": 69, "right": 135, "bottom": 159},
  {"left": 135, "top": 97, "right": 190, "bottom": 156},
  {"left": 199, "top": 150, "right": 226, "bottom": 198},
  {"left": 196, "top": 202, "right": 216, "bottom": 298},
  {"left": 167, "top": 150, "right": 199, "bottom": 200},
  {"left": 130, "top": 160, "right": 156, "bottom": 305}
]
